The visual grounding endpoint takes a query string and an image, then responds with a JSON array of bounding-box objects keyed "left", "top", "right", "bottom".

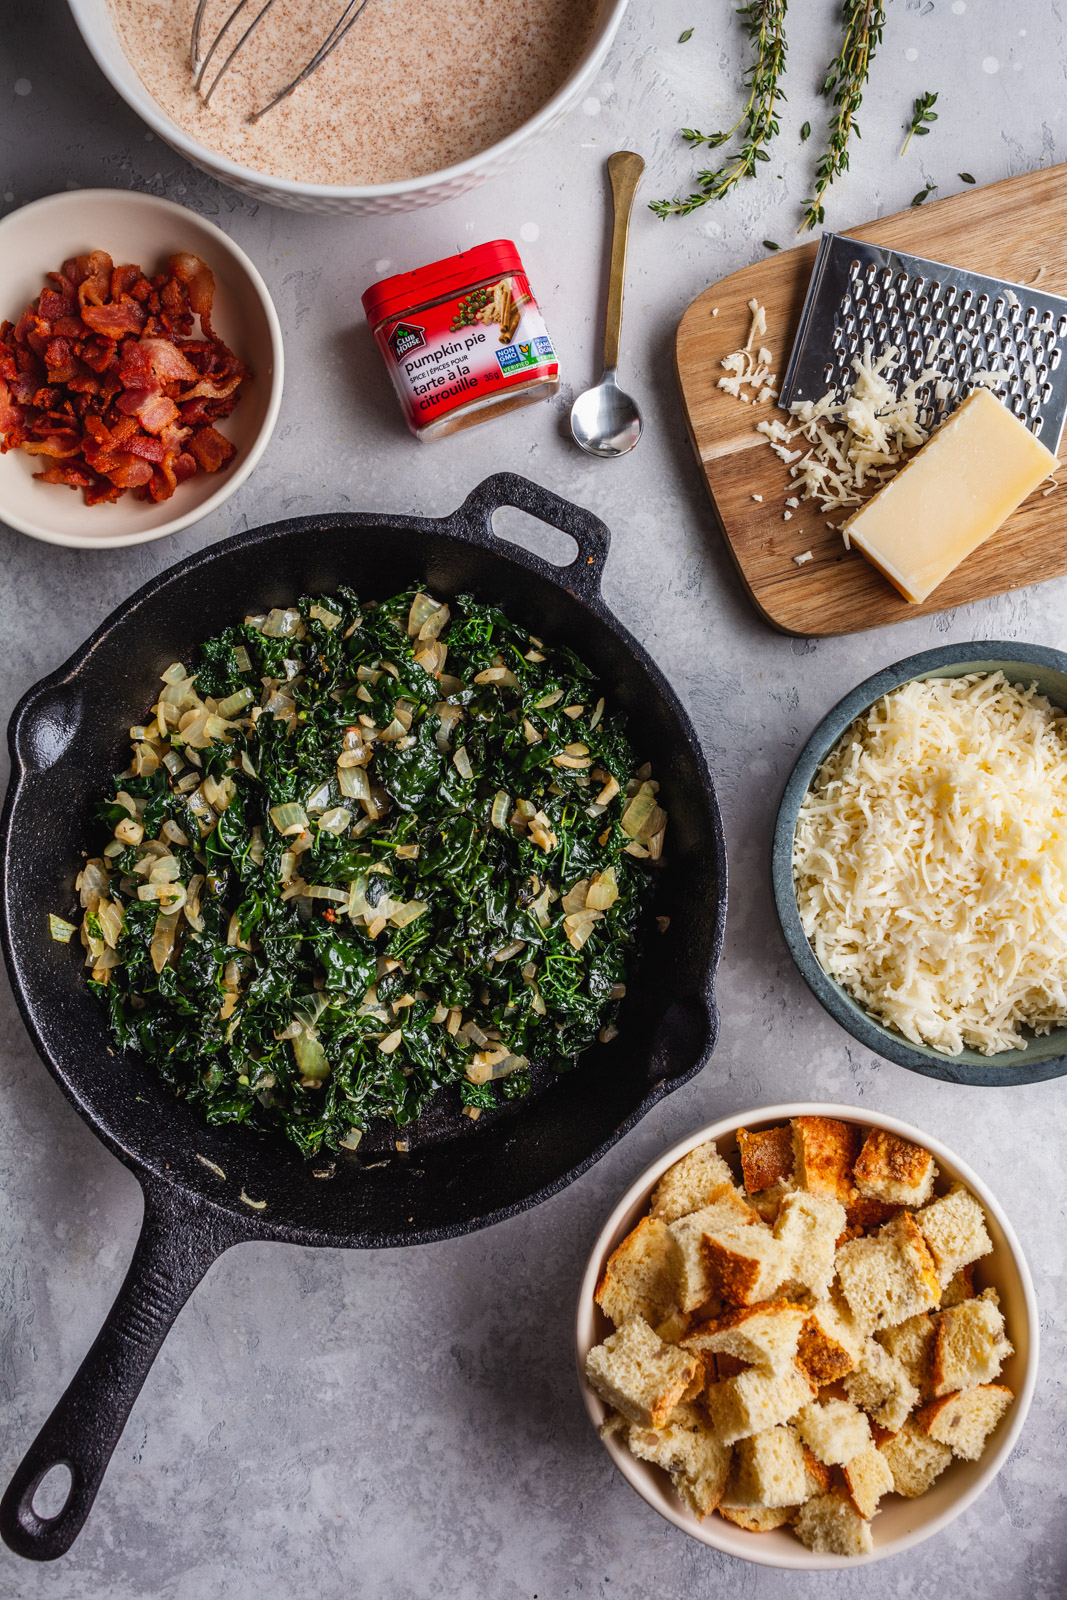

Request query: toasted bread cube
[
  {"left": 595, "top": 1216, "right": 680, "bottom": 1330},
  {"left": 705, "top": 1365, "right": 814, "bottom": 1446},
  {"left": 585, "top": 1316, "right": 700, "bottom": 1428},
  {"left": 794, "top": 1491, "right": 874, "bottom": 1557},
  {"left": 840, "top": 1194, "right": 902, "bottom": 1243},
  {"left": 794, "top": 1397, "right": 872, "bottom": 1466},
  {"left": 802, "top": 1445, "right": 833, "bottom": 1496},
  {"left": 930, "top": 1290, "right": 1012, "bottom": 1396},
  {"left": 737, "top": 1125, "right": 795, "bottom": 1193},
  {"left": 791, "top": 1115, "right": 860, "bottom": 1205},
  {"left": 876, "top": 1312, "right": 935, "bottom": 1399},
  {"left": 728, "top": 1426, "right": 808, "bottom": 1508},
  {"left": 655, "top": 1308, "right": 692, "bottom": 1345},
  {"left": 878, "top": 1418, "right": 952, "bottom": 1496},
  {"left": 719, "top": 1504, "right": 794, "bottom": 1532},
  {"left": 853, "top": 1127, "right": 937, "bottom": 1207},
  {"left": 625, "top": 1401, "right": 733, "bottom": 1519},
  {"left": 773, "top": 1189, "right": 847, "bottom": 1300},
  {"left": 748, "top": 1180, "right": 794, "bottom": 1224},
  {"left": 844, "top": 1340, "right": 920, "bottom": 1432},
  {"left": 914, "top": 1383, "right": 1013, "bottom": 1461},
  {"left": 651, "top": 1140, "right": 736, "bottom": 1223},
  {"left": 940, "top": 1263, "right": 977, "bottom": 1308},
  {"left": 916, "top": 1185, "right": 993, "bottom": 1287},
  {"left": 842, "top": 1445, "right": 894, "bottom": 1519},
  {"left": 702, "top": 1224, "right": 789, "bottom": 1309},
  {"left": 835, "top": 1211, "right": 940, "bottom": 1332},
  {"left": 668, "top": 1191, "right": 760, "bottom": 1313},
  {"left": 795, "top": 1294, "right": 863, "bottom": 1386},
  {"left": 682, "top": 1299, "right": 809, "bottom": 1375}
]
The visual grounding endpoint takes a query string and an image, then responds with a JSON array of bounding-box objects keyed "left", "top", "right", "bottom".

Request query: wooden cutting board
[{"left": 675, "top": 165, "right": 1067, "bottom": 636}]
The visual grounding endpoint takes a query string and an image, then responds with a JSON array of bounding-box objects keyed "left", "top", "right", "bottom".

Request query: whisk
[{"left": 190, "top": 0, "right": 373, "bottom": 121}]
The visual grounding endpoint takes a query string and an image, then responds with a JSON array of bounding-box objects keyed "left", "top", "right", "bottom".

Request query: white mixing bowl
[{"left": 67, "top": 0, "right": 631, "bottom": 214}]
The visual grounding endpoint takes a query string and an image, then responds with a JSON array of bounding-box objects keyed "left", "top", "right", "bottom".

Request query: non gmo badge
[{"left": 389, "top": 321, "right": 426, "bottom": 361}]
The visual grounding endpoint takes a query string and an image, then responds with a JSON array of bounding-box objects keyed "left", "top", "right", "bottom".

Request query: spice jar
[{"left": 362, "top": 241, "right": 559, "bottom": 442}]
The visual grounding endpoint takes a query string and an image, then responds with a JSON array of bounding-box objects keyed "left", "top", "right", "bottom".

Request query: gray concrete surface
[{"left": 1, "top": 1, "right": 1065, "bottom": 1595}]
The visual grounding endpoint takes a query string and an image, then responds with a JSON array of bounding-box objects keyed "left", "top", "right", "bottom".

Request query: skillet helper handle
[
  {"left": 0, "top": 1177, "right": 242, "bottom": 1561},
  {"left": 457, "top": 472, "right": 611, "bottom": 605}
]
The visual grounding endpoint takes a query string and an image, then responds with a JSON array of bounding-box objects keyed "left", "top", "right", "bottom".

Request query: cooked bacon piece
[
  {"left": 188, "top": 426, "right": 236, "bottom": 472},
  {"left": 82, "top": 301, "right": 147, "bottom": 339},
  {"left": 0, "top": 248, "right": 249, "bottom": 505}
]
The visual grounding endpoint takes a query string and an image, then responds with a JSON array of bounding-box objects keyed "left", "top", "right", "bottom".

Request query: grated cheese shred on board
[{"left": 793, "top": 672, "right": 1067, "bottom": 1058}]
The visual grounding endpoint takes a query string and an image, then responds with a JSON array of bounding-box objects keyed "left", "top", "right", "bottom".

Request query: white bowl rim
[
  {"left": 66, "top": 0, "right": 631, "bottom": 202},
  {"left": 0, "top": 188, "right": 284, "bottom": 549},
  {"left": 574, "top": 1100, "right": 1039, "bottom": 1572}
]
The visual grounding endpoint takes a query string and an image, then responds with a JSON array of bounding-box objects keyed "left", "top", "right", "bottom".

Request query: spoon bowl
[{"left": 570, "top": 371, "right": 643, "bottom": 457}]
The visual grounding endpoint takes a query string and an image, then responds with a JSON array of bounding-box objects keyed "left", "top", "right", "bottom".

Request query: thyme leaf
[{"left": 901, "top": 90, "right": 938, "bottom": 156}]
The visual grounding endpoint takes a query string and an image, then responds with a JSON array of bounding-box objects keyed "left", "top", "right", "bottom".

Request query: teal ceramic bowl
[{"left": 773, "top": 641, "right": 1067, "bottom": 1086}]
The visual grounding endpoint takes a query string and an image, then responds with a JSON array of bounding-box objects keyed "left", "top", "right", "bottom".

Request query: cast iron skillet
[{"left": 0, "top": 473, "right": 727, "bottom": 1560}]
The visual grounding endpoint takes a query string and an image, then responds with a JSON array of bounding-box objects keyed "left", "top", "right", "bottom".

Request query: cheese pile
[
  {"left": 718, "top": 302, "right": 1018, "bottom": 521},
  {"left": 794, "top": 672, "right": 1067, "bottom": 1056}
]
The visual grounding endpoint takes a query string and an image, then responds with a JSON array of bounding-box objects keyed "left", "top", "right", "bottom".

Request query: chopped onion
[
  {"left": 148, "top": 855, "right": 181, "bottom": 885},
  {"left": 303, "top": 885, "right": 348, "bottom": 902},
  {"left": 161, "top": 662, "right": 187, "bottom": 684},
  {"left": 564, "top": 908, "right": 602, "bottom": 950},
  {"left": 466, "top": 1050, "right": 528, "bottom": 1086},
  {"left": 562, "top": 880, "right": 589, "bottom": 914},
  {"left": 114, "top": 816, "right": 144, "bottom": 847},
  {"left": 161, "top": 819, "right": 190, "bottom": 847},
  {"left": 150, "top": 910, "right": 180, "bottom": 974},
  {"left": 233, "top": 645, "right": 252, "bottom": 673},
  {"left": 337, "top": 764, "right": 371, "bottom": 802},
  {"left": 490, "top": 791, "right": 511, "bottom": 830},
  {"left": 453, "top": 745, "right": 473, "bottom": 781},
  {"left": 309, "top": 604, "right": 342, "bottom": 630},
  {"left": 563, "top": 705, "right": 584, "bottom": 720},
  {"left": 338, "top": 1128, "right": 363, "bottom": 1150},
  {"left": 318, "top": 807, "right": 352, "bottom": 835},
  {"left": 49, "top": 913, "right": 76, "bottom": 943},
  {"left": 492, "top": 939, "right": 526, "bottom": 962},
  {"left": 390, "top": 899, "right": 428, "bottom": 928},
  {"left": 474, "top": 666, "right": 520, "bottom": 688},
  {"left": 378, "top": 1029, "right": 403, "bottom": 1054},
  {"left": 216, "top": 687, "right": 253, "bottom": 717},
  {"left": 293, "top": 1029, "right": 330, "bottom": 1079},
  {"left": 534, "top": 689, "right": 564, "bottom": 709},
  {"left": 259, "top": 607, "right": 302, "bottom": 639},
  {"left": 586, "top": 866, "right": 619, "bottom": 911},
  {"left": 407, "top": 592, "right": 440, "bottom": 636},
  {"left": 184, "top": 874, "right": 204, "bottom": 932},
  {"left": 269, "top": 802, "right": 309, "bottom": 836}
]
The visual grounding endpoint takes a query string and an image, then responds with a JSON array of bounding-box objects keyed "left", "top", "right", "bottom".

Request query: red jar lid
[{"left": 361, "top": 240, "right": 525, "bottom": 328}]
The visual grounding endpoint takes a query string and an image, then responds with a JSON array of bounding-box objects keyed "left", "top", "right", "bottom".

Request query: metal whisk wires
[{"left": 190, "top": 0, "right": 373, "bottom": 122}]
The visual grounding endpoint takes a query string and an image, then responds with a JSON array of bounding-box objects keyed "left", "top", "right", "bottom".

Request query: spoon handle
[{"left": 603, "top": 150, "right": 645, "bottom": 374}]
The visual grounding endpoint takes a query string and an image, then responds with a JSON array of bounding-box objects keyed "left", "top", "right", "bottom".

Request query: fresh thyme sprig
[
  {"left": 901, "top": 90, "right": 938, "bottom": 155},
  {"left": 800, "top": 0, "right": 886, "bottom": 232},
  {"left": 651, "top": 1, "right": 788, "bottom": 219}
]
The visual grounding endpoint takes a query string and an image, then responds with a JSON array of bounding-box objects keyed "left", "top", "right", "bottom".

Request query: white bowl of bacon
[
  {"left": 575, "top": 1104, "right": 1038, "bottom": 1570},
  {"left": 0, "top": 188, "right": 282, "bottom": 548}
]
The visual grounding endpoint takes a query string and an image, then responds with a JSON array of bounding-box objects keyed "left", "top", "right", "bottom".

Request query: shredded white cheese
[
  {"left": 794, "top": 673, "right": 1067, "bottom": 1057},
  {"left": 719, "top": 301, "right": 967, "bottom": 531},
  {"left": 794, "top": 550, "right": 813, "bottom": 566}
]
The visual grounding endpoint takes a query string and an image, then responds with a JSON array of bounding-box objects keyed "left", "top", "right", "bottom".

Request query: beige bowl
[
  {"left": 575, "top": 1102, "right": 1038, "bottom": 1571},
  {"left": 0, "top": 188, "right": 283, "bottom": 548}
]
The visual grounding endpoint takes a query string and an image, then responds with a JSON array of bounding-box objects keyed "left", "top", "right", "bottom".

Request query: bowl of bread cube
[{"left": 575, "top": 1104, "right": 1037, "bottom": 1569}]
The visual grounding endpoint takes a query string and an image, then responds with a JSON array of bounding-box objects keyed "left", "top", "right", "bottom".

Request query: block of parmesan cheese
[{"left": 842, "top": 388, "right": 1057, "bottom": 603}]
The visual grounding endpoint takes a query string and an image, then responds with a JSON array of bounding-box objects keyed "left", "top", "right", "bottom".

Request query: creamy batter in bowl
[{"left": 68, "top": 0, "right": 629, "bottom": 213}]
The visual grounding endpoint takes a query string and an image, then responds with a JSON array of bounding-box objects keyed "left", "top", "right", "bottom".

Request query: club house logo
[{"left": 389, "top": 321, "right": 426, "bottom": 361}]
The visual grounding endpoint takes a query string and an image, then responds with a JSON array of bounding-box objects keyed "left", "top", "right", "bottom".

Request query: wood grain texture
[{"left": 675, "top": 165, "right": 1067, "bottom": 637}]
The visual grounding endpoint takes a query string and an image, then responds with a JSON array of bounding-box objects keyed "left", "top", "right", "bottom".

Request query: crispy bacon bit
[{"left": 0, "top": 250, "right": 249, "bottom": 506}]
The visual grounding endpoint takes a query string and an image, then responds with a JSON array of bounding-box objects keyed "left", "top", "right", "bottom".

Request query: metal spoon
[{"left": 570, "top": 150, "right": 645, "bottom": 458}]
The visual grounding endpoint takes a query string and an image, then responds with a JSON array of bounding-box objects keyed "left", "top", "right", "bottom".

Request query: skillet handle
[
  {"left": 0, "top": 1176, "right": 245, "bottom": 1562},
  {"left": 455, "top": 472, "right": 611, "bottom": 604}
]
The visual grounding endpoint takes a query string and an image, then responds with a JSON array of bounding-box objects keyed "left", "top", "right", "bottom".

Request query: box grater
[{"left": 779, "top": 232, "right": 1067, "bottom": 454}]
